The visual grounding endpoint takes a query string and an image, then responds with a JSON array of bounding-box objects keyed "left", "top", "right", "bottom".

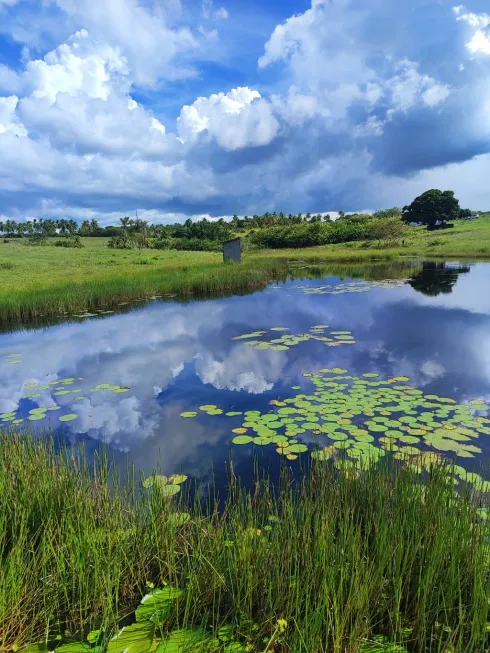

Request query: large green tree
[{"left": 402, "top": 189, "right": 460, "bottom": 228}]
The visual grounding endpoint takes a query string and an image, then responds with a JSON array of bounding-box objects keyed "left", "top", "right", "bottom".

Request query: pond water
[{"left": 1, "top": 261, "right": 490, "bottom": 492}]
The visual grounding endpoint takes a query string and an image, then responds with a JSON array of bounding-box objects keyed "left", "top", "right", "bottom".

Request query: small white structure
[
  {"left": 223, "top": 237, "right": 241, "bottom": 263},
  {"left": 466, "top": 214, "right": 479, "bottom": 220}
]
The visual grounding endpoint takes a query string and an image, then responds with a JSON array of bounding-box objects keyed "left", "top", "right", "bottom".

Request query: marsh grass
[
  {"left": 1, "top": 214, "right": 490, "bottom": 326},
  {"left": 1, "top": 432, "right": 489, "bottom": 652}
]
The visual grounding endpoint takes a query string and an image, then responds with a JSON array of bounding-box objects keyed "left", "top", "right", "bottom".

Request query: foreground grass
[
  {"left": 0, "top": 214, "right": 489, "bottom": 326},
  {"left": 1, "top": 433, "right": 489, "bottom": 652}
]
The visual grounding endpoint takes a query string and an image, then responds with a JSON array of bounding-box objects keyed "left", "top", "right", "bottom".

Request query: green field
[
  {"left": 1, "top": 433, "right": 489, "bottom": 652},
  {"left": 1, "top": 215, "right": 489, "bottom": 325}
]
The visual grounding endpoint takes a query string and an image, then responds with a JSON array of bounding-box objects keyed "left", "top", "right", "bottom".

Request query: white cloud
[
  {"left": 201, "top": 0, "right": 228, "bottom": 20},
  {"left": 0, "top": 96, "right": 26, "bottom": 136},
  {"left": 453, "top": 6, "right": 490, "bottom": 56},
  {"left": 178, "top": 86, "right": 279, "bottom": 150},
  {"left": 25, "top": 30, "right": 128, "bottom": 104},
  {"left": 215, "top": 7, "right": 229, "bottom": 20},
  {"left": 50, "top": 0, "right": 198, "bottom": 86},
  {"left": 386, "top": 60, "right": 451, "bottom": 115}
]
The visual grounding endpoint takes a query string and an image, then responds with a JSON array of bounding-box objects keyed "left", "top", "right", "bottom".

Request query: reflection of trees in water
[{"left": 408, "top": 262, "right": 471, "bottom": 296}]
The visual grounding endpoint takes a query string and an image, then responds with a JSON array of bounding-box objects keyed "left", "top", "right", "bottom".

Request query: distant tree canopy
[{"left": 402, "top": 190, "right": 460, "bottom": 228}]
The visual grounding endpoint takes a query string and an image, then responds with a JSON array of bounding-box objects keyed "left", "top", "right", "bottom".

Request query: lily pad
[
  {"left": 59, "top": 414, "right": 78, "bottom": 422},
  {"left": 232, "top": 435, "right": 253, "bottom": 445}
]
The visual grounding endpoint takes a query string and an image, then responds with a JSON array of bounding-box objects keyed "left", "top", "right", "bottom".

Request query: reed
[{"left": 1, "top": 432, "right": 488, "bottom": 652}]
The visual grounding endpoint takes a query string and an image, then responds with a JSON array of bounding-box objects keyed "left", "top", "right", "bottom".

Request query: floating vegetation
[
  {"left": 59, "top": 414, "right": 78, "bottom": 422},
  {"left": 1, "top": 376, "right": 132, "bottom": 427},
  {"left": 142, "top": 473, "right": 188, "bottom": 497},
  {"left": 231, "top": 326, "right": 356, "bottom": 351},
  {"left": 180, "top": 369, "right": 490, "bottom": 486},
  {"left": 297, "top": 279, "right": 408, "bottom": 295}
]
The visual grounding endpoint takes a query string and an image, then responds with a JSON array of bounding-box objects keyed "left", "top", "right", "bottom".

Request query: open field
[
  {"left": 1, "top": 432, "right": 489, "bottom": 652},
  {"left": 0, "top": 214, "right": 489, "bottom": 325}
]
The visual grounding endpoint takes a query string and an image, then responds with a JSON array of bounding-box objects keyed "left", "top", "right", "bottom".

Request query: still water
[{"left": 1, "top": 261, "right": 490, "bottom": 489}]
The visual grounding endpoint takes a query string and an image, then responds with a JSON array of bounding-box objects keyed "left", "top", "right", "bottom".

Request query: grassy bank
[
  {"left": 0, "top": 215, "right": 489, "bottom": 325},
  {"left": 1, "top": 433, "right": 489, "bottom": 652}
]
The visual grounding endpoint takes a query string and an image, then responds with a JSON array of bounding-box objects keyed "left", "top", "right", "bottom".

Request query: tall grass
[{"left": 1, "top": 432, "right": 489, "bottom": 651}]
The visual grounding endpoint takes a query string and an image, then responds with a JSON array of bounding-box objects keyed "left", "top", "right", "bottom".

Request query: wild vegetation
[
  {"left": 0, "top": 188, "right": 479, "bottom": 254},
  {"left": 1, "top": 431, "right": 489, "bottom": 652},
  {"left": 0, "top": 210, "right": 489, "bottom": 327}
]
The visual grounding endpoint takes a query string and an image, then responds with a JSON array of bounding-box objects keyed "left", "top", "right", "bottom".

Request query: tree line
[{"left": 0, "top": 190, "right": 479, "bottom": 251}]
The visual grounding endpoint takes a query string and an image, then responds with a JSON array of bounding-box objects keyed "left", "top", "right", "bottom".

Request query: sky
[{"left": 0, "top": 0, "right": 490, "bottom": 226}]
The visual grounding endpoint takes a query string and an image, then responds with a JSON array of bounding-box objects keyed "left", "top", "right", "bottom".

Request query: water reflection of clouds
[{"left": 0, "top": 264, "right": 490, "bottom": 466}]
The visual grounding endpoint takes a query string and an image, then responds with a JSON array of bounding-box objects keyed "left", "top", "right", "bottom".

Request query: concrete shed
[{"left": 223, "top": 237, "right": 242, "bottom": 263}]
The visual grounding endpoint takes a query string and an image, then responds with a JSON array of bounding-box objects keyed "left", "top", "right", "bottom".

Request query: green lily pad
[
  {"left": 287, "top": 443, "right": 308, "bottom": 453},
  {"left": 180, "top": 412, "right": 198, "bottom": 418},
  {"left": 143, "top": 475, "right": 168, "bottom": 489},
  {"left": 232, "top": 435, "right": 253, "bottom": 445},
  {"left": 59, "top": 414, "right": 78, "bottom": 422},
  {"left": 168, "top": 513, "right": 190, "bottom": 527}
]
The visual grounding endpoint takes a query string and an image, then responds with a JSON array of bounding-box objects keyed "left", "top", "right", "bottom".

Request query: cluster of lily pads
[
  {"left": 0, "top": 377, "right": 130, "bottom": 426},
  {"left": 297, "top": 279, "right": 408, "bottom": 295},
  {"left": 232, "top": 326, "right": 355, "bottom": 350},
  {"left": 63, "top": 295, "right": 177, "bottom": 320},
  {"left": 180, "top": 369, "right": 490, "bottom": 488},
  {"left": 142, "top": 473, "right": 188, "bottom": 498},
  {"left": 3, "top": 353, "right": 23, "bottom": 365}
]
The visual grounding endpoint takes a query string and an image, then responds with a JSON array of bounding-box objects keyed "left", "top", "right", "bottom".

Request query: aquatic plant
[
  {"left": 0, "top": 376, "right": 132, "bottom": 426},
  {"left": 231, "top": 325, "right": 356, "bottom": 350},
  {"left": 1, "top": 433, "right": 489, "bottom": 651},
  {"left": 181, "top": 368, "right": 490, "bottom": 488}
]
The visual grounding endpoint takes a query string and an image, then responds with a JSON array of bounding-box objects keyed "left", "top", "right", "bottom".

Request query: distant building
[{"left": 223, "top": 237, "right": 241, "bottom": 263}]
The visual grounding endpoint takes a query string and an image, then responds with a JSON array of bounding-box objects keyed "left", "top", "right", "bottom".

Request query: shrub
[{"left": 55, "top": 236, "right": 84, "bottom": 248}]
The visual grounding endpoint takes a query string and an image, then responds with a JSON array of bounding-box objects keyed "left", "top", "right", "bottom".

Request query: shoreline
[{"left": 1, "top": 238, "right": 490, "bottom": 328}]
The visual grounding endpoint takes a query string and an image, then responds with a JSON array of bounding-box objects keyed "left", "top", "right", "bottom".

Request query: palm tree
[{"left": 120, "top": 216, "right": 130, "bottom": 231}]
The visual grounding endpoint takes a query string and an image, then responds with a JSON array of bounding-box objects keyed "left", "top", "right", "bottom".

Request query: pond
[{"left": 1, "top": 260, "right": 490, "bottom": 491}]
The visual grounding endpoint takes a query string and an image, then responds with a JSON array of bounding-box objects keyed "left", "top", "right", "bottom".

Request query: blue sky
[{"left": 0, "top": 0, "right": 490, "bottom": 225}]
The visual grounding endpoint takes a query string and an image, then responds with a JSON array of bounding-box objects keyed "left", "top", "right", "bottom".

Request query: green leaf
[
  {"left": 168, "top": 512, "right": 190, "bottom": 527},
  {"left": 107, "top": 621, "right": 155, "bottom": 653},
  {"left": 218, "top": 626, "right": 233, "bottom": 642},
  {"left": 143, "top": 475, "right": 168, "bottom": 489},
  {"left": 20, "top": 645, "right": 50, "bottom": 653},
  {"left": 87, "top": 630, "right": 102, "bottom": 644},
  {"left": 155, "top": 628, "right": 214, "bottom": 652},
  {"left": 56, "top": 644, "right": 91, "bottom": 653},
  {"left": 225, "top": 643, "right": 246, "bottom": 652},
  {"left": 135, "top": 587, "right": 184, "bottom": 624}
]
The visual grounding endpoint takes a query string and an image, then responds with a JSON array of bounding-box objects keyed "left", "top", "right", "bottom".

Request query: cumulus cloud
[
  {"left": 1, "top": 0, "right": 490, "bottom": 221},
  {"left": 178, "top": 87, "right": 279, "bottom": 150},
  {"left": 454, "top": 6, "right": 490, "bottom": 55}
]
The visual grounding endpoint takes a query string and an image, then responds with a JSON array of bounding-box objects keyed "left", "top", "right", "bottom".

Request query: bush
[
  {"left": 28, "top": 234, "right": 48, "bottom": 246},
  {"left": 249, "top": 216, "right": 375, "bottom": 249},
  {"left": 166, "top": 238, "right": 222, "bottom": 252},
  {"left": 55, "top": 236, "right": 84, "bottom": 248}
]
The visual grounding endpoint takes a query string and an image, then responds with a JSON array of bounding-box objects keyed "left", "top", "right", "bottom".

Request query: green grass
[
  {"left": 1, "top": 432, "right": 489, "bottom": 652},
  {"left": 1, "top": 214, "right": 489, "bottom": 326}
]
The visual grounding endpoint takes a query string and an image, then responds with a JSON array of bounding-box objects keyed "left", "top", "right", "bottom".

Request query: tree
[
  {"left": 79, "top": 220, "right": 92, "bottom": 236},
  {"left": 367, "top": 218, "right": 407, "bottom": 244},
  {"left": 402, "top": 189, "right": 460, "bottom": 228}
]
